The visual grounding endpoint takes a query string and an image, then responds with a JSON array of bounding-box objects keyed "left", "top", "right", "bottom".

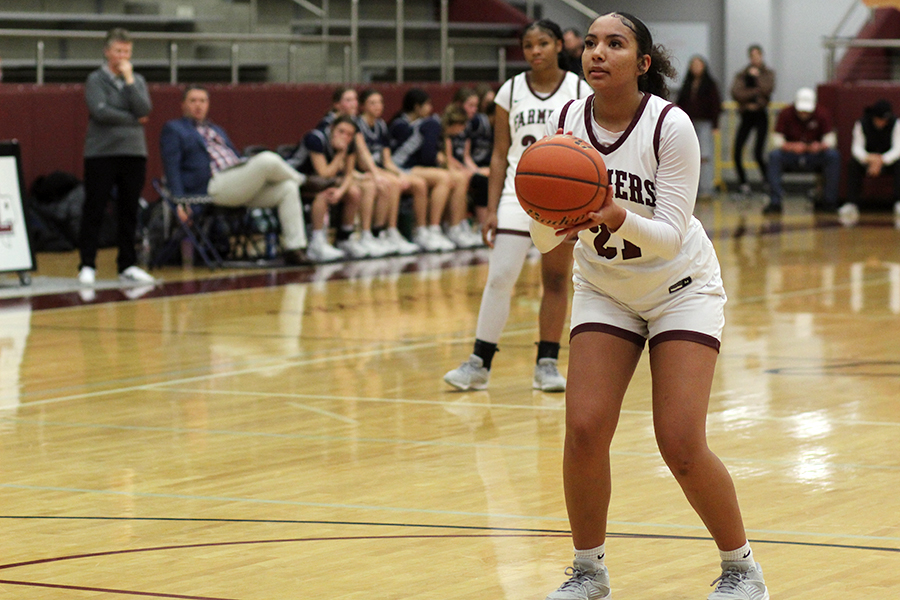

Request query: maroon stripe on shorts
[
  {"left": 495, "top": 228, "right": 531, "bottom": 237},
  {"left": 570, "top": 323, "right": 646, "bottom": 347},
  {"left": 649, "top": 330, "right": 720, "bottom": 352}
]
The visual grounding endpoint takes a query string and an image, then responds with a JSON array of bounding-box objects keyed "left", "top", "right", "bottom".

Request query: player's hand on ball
[{"left": 554, "top": 185, "right": 625, "bottom": 237}]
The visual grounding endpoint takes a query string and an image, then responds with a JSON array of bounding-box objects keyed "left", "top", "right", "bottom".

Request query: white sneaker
[
  {"left": 838, "top": 202, "right": 859, "bottom": 216},
  {"left": 446, "top": 222, "right": 478, "bottom": 248},
  {"left": 77, "top": 266, "right": 96, "bottom": 285},
  {"left": 307, "top": 235, "right": 345, "bottom": 262},
  {"left": 533, "top": 357, "right": 566, "bottom": 392},
  {"left": 545, "top": 558, "right": 611, "bottom": 600},
  {"left": 428, "top": 225, "right": 457, "bottom": 251},
  {"left": 337, "top": 237, "right": 371, "bottom": 259},
  {"left": 359, "top": 230, "right": 392, "bottom": 257},
  {"left": 122, "top": 284, "right": 155, "bottom": 300},
  {"left": 119, "top": 265, "right": 155, "bottom": 283},
  {"left": 466, "top": 223, "right": 487, "bottom": 247},
  {"left": 838, "top": 203, "right": 859, "bottom": 227},
  {"left": 708, "top": 562, "right": 769, "bottom": 600},
  {"left": 443, "top": 354, "right": 490, "bottom": 391},
  {"left": 894, "top": 200, "right": 900, "bottom": 216},
  {"left": 413, "top": 227, "right": 443, "bottom": 252},
  {"left": 381, "top": 228, "right": 419, "bottom": 255}
]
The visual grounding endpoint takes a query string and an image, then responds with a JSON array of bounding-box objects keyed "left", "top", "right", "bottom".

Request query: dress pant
[
  {"left": 79, "top": 155, "right": 146, "bottom": 272},
  {"left": 733, "top": 109, "right": 769, "bottom": 185},
  {"left": 207, "top": 151, "right": 307, "bottom": 250}
]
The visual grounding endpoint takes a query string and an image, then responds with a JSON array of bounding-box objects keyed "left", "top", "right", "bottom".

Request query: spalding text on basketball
[{"left": 524, "top": 208, "right": 594, "bottom": 229}]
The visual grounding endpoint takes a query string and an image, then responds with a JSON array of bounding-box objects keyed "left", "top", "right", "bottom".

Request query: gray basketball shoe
[
  {"left": 443, "top": 354, "right": 490, "bottom": 391},
  {"left": 708, "top": 562, "right": 769, "bottom": 600},
  {"left": 533, "top": 357, "right": 566, "bottom": 392},
  {"left": 545, "top": 558, "right": 611, "bottom": 600}
]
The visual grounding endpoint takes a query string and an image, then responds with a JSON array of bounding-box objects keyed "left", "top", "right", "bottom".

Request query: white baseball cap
[{"left": 795, "top": 87, "right": 816, "bottom": 112}]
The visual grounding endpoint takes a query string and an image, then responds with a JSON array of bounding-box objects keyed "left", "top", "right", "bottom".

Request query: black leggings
[
  {"left": 733, "top": 109, "right": 769, "bottom": 185},
  {"left": 79, "top": 155, "right": 147, "bottom": 272}
]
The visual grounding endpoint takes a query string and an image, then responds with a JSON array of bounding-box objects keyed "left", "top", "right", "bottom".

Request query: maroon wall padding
[
  {"left": 818, "top": 81, "right": 900, "bottom": 203},
  {"left": 835, "top": 8, "right": 900, "bottom": 82},
  {"left": 0, "top": 82, "right": 491, "bottom": 202}
]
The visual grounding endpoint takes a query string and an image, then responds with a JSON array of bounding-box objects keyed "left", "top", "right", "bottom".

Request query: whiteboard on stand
[{"left": 0, "top": 141, "right": 34, "bottom": 275}]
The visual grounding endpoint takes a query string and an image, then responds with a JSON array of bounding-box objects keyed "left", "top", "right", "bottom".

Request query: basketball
[{"left": 515, "top": 134, "right": 608, "bottom": 228}]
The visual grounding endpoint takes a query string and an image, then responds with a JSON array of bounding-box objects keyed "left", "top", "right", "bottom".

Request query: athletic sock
[
  {"left": 719, "top": 541, "right": 754, "bottom": 569},
  {"left": 536, "top": 340, "right": 560, "bottom": 362},
  {"left": 473, "top": 339, "right": 498, "bottom": 370},
  {"left": 335, "top": 226, "right": 354, "bottom": 242},
  {"left": 574, "top": 544, "right": 605, "bottom": 570}
]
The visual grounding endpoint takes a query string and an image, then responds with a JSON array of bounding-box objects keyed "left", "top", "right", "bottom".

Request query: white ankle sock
[
  {"left": 574, "top": 544, "right": 605, "bottom": 569},
  {"left": 719, "top": 541, "right": 754, "bottom": 568}
]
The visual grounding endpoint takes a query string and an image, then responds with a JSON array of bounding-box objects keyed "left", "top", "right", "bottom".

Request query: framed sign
[{"left": 0, "top": 141, "right": 34, "bottom": 280}]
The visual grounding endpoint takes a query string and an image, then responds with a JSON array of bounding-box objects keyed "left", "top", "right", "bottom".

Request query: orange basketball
[{"left": 515, "top": 134, "right": 608, "bottom": 228}]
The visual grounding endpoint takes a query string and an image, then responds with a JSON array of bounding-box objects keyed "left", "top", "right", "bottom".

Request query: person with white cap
[{"left": 764, "top": 86, "right": 840, "bottom": 214}]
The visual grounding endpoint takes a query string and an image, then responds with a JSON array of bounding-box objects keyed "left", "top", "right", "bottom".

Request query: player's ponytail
[{"left": 607, "top": 12, "right": 676, "bottom": 99}]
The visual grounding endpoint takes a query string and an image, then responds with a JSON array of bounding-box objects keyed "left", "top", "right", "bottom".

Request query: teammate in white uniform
[
  {"left": 536, "top": 13, "right": 769, "bottom": 600},
  {"left": 443, "top": 19, "right": 587, "bottom": 393}
]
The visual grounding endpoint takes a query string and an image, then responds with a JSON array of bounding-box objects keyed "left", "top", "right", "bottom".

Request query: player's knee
[
  {"left": 542, "top": 269, "right": 569, "bottom": 294},
  {"left": 484, "top": 268, "right": 518, "bottom": 294},
  {"left": 565, "top": 416, "right": 613, "bottom": 455},
  {"left": 656, "top": 433, "right": 705, "bottom": 477}
]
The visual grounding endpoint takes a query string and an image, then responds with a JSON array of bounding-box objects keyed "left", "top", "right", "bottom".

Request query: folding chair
[{"left": 150, "top": 178, "right": 224, "bottom": 269}]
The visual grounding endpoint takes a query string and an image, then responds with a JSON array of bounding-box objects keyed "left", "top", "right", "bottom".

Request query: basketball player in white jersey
[
  {"left": 533, "top": 13, "right": 769, "bottom": 600},
  {"left": 443, "top": 19, "right": 587, "bottom": 393}
]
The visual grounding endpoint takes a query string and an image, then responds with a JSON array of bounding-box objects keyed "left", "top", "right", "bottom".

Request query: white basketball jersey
[
  {"left": 551, "top": 93, "right": 723, "bottom": 311},
  {"left": 495, "top": 70, "right": 587, "bottom": 200}
]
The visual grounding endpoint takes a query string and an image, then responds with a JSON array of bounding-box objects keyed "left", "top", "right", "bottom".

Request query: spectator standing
[
  {"left": 159, "top": 85, "right": 310, "bottom": 266},
  {"left": 765, "top": 87, "right": 840, "bottom": 215},
  {"left": 731, "top": 44, "right": 775, "bottom": 194},
  {"left": 78, "top": 28, "right": 154, "bottom": 285},
  {"left": 676, "top": 55, "right": 722, "bottom": 198},
  {"left": 841, "top": 99, "right": 900, "bottom": 221}
]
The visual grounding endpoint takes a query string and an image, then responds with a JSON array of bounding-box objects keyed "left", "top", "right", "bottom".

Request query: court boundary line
[{"left": 3, "top": 486, "right": 900, "bottom": 544}]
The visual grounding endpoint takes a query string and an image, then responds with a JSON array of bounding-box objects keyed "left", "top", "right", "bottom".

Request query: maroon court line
[
  {"left": 0, "top": 579, "right": 235, "bottom": 599},
  {"left": 0, "top": 534, "right": 564, "bottom": 598},
  {"left": 0, "top": 533, "right": 564, "bottom": 571}
]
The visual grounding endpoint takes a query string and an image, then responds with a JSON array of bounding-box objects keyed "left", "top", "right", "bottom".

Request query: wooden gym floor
[{"left": 0, "top": 194, "right": 898, "bottom": 599}]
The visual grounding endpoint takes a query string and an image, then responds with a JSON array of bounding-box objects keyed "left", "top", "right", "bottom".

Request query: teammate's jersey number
[
  {"left": 522, "top": 135, "right": 537, "bottom": 148},
  {"left": 590, "top": 225, "right": 642, "bottom": 260}
]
